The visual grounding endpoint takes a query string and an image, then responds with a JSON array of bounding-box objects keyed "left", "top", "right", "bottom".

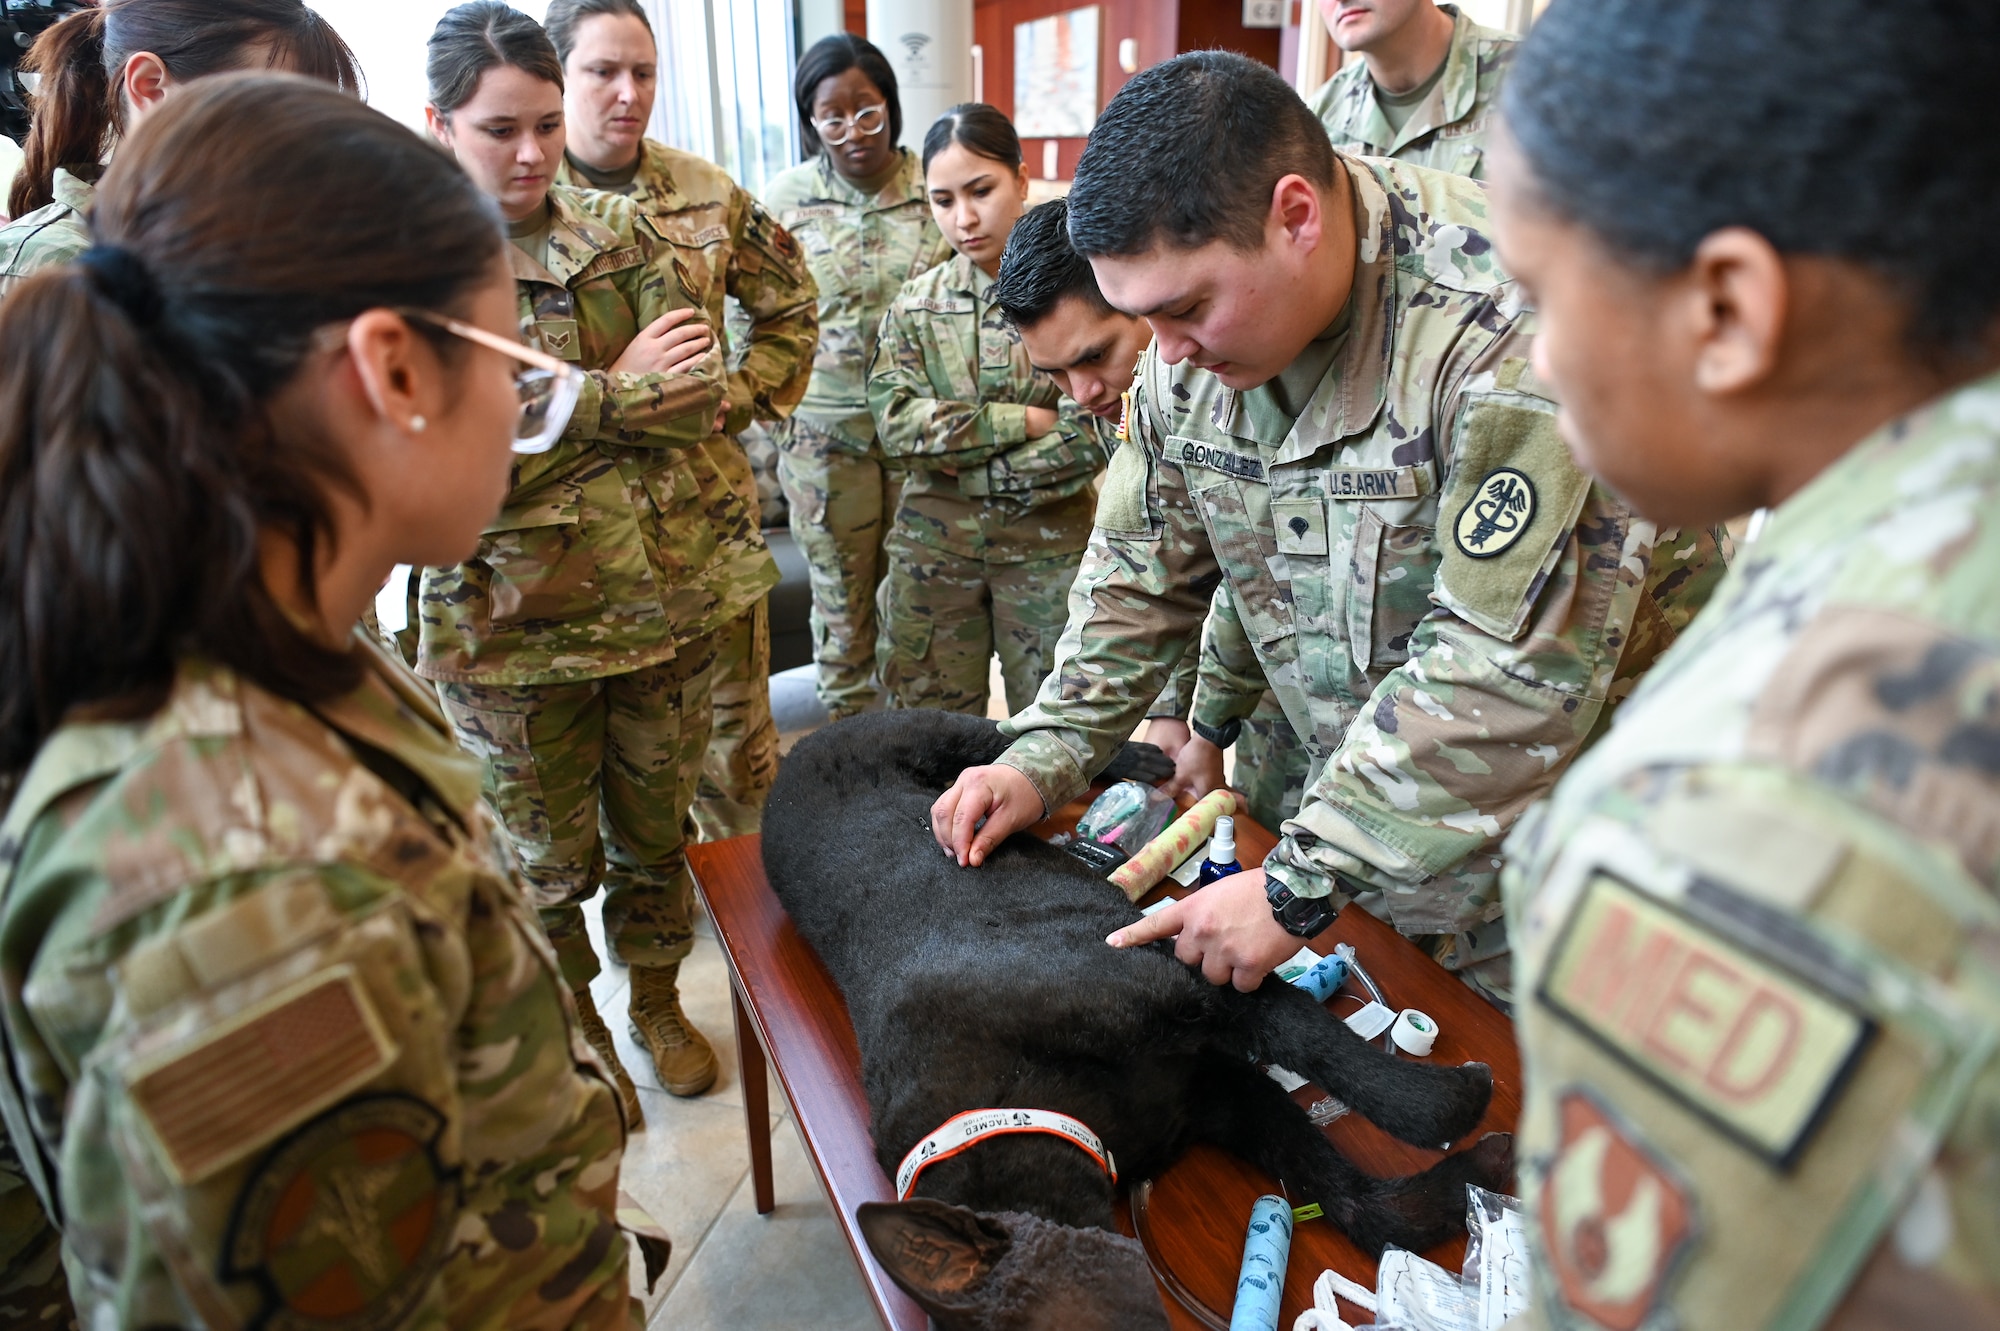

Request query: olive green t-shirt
[
  {"left": 506, "top": 200, "right": 554, "bottom": 271},
  {"left": 1376, "top": 53, "right": 1450, "bottom": 136}
]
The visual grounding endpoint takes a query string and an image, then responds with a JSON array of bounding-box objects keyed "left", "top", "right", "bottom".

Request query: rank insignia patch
[
  {"left": 1542, "top": 1089, "right": 1695, "bottom": 1331},
  {"left": 223, "top": 1094, "right": 456, "bottom": 1331},
  {"left": 1453, "top": 466, "right": 1537, "bottom": 558}
]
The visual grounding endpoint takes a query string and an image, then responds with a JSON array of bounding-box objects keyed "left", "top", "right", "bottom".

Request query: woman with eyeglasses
[
  {"left": 0, "top": 74, "right": 642, "bottom": 1327},
  {"left": 866, "top": 105, "right": 1114, "bottom": 716},
  {"left": 422, "top": 1, "right": 730, "bottom": 1126},
  {"left": 763, "top": 34, "right": 953, "bottom": 721},
  {"left": 0, "top": 0, "right": 360, "bottom": 298}
]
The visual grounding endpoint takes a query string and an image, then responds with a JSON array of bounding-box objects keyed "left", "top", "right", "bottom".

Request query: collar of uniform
[
  {"left": 813, "top": 146, "right": 924, "bottom": 212},
  {"left": 1375, "top": 3, "right": 1479, "bottom": 156},
  {"left": 630, "top": 139, "right": 691, "bottom": 213},
  {"left": 1220, "top": 156, "right": 1391, "bottom": 461},
  {"left": 509, "top": 185, "right": 632, "bottom": 289},
  {"left": 50, "top": 167, "right": 98, "bottom": 217},
  {"left": 308, "top": 636, "right": 485, "bottom": 816},
  {"left": 941, "top": 249, "right": 992, "bottom": 299}
]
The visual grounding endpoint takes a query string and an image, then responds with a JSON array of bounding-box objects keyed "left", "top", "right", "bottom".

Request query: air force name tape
[
  {"left": 1453, "top": 465, "right": 1538, "bottom": 559},
  {"left": 896, "top": 1108, "right": 1117, "bottom": 1200}
]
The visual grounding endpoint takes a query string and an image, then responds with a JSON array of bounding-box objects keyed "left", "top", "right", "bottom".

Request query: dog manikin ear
[{"left": 858, "top": 1199, "right": 1012, "bottom": 1318}]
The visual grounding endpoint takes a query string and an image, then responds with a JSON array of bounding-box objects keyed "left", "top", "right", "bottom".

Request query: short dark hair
[
  {"left": 1068, "top": 50, "right": 1334, "bottom": 257},
  {"left": 793, "top": 34, "right": 901, "bottom": 158},
  {"left": 427, "top": 2, "right": 563, "bottom": 115},
  {"left": 544, "top": 0, "right": 651, "bottom": 68},
  {"left": 1504, "top": 0, "right": 2000, "bottom": 361},
  {"left": 920, "top": 102, "right": 1021, "bottom": 173},
  {"left": 994, "top": 198, "right": 1110, "bottom": 328},
  {"left": 0, "top": 74, "right": 504, "bottom": 775}
]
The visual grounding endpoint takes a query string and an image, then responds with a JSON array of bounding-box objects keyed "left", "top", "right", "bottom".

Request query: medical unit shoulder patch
[
  {"left": 1540, "top": 1088, "right": 1697, "bottom": 1331},
  {"left": 1453, "top": 465, "right": 1538, "bottom": 559},
  {"left": 222, "top": 1093, "right": 456, "bottom": 1331}
]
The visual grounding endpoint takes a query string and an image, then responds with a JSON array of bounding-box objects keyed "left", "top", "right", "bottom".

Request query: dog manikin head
[{"left": 859, "top": 1199, "right": 1172, "bottom": 1330}]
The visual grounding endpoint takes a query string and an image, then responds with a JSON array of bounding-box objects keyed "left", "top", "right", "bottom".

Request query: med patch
[
  {"left": 1537, "top": 872, "right": 1873, "bottom": 1167},
  {"left": 222, "top": 1093, "right": 455, "bottom": 1331},
  {"left": 1433, "top": 399, "right": 1587, "bottom": 639},
  {"left": 1540, "top": 1088, "right": 1696, "bottom": 1331}
]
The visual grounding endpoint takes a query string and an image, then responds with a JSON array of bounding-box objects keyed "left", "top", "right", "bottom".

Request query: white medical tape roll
[{"left": 1390, "top": 1008, "right": 1437, "bottom": 1056}]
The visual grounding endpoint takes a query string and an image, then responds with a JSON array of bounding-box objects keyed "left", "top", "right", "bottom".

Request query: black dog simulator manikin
[{"left": 762, "top": 710, "right": 1512, "bottom": 1330}]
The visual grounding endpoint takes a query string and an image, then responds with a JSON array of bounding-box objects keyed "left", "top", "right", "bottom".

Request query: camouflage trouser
[
  {"left": 436, "top": 636, "right": 717, "bottom": 992},
  {"left": 775, "top": 429, "right": 901, "bottom": 720},
  {"left": 691, "top": 597, "right": 778, "bottom": 841},
  {"left": 0, "top": 1132, "right": 71, "bottom": 1329},
  {"left": 875, "top": 531, "right": 1084, "bottom": 717},
  {"left": 1234, "top": 689, "right": 1311, "bottom": 835}
]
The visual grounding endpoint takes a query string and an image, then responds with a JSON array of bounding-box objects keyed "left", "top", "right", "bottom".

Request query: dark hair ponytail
[
  {"left": 0, "top": 73, "right": 504, "bottom": 777},
  {"left": 545, "top": 0, "right": 651, "bottom": 69},
  {"left": 428, "top": 2, "right": 565, "bottom": 114},
  {"left": 9, "top": 0, "right": 361, "bottom": 219},
  {"left": 921, "top": 102, "right": 1022, "bottom": 174}
]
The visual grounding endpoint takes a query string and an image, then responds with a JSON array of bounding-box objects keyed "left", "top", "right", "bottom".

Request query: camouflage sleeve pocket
[
  {"left": 1093, "top": 436, "right": 1157, "bottom": 537},
  {"left": 1433, "top": 397, "right": 1589, "bottom": 640}
]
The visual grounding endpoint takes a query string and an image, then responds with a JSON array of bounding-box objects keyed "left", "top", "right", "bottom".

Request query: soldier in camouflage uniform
[
  {"left": 0, "top": 0, "right": 361, "bottom": 301},
  {"left": 765, "top": 35, "right": 955, "bottom": 719},
  {"left": 1307, "top": 1, "right": 1517, "bottom": 180},
  {"left": 0, "top": 75, "right": 647, "bottom": 1329},
  {"left": 867, "top": 108, "right": 1113, "bottom": 716},
  {"left": 551, "top": 0, "right": 820, "bottom": 841},
  {"left": 935, "top": 52, "right": 1724, "bottom": 999},
  {"left": 421, "top": 5, "right": 760, "bottom": 1105},
  {"left": 1489, "top": 1, "right": 2000, "bottom": 1323},
  {"left": 1177, "top": 0, "right": 1523, "bottom": 833}
]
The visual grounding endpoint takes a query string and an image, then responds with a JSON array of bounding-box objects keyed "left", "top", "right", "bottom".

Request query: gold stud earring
[{"left": 409, "top": 415, "right": 427, "bottom": 433}]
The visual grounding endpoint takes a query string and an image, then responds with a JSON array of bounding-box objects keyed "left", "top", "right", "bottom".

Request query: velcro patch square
[
  {"left": 127, "top": 965, "right": 397, "bottom": 1185},
  {"left": 1539, "top": 873, "right": 1872, "bottom": 1167}
]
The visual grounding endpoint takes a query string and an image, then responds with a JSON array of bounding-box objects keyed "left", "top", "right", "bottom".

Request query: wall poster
[{"left": 1013, "top": 6, "right": 1101, "bottom": 139}]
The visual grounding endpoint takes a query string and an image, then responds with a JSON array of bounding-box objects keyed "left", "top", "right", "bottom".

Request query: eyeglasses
[
  {"left": 812, "top": 103, "right": 887, "bottom": 146},
  {"left": 397, "top": 308, "right": 585, "bottom": 454}
]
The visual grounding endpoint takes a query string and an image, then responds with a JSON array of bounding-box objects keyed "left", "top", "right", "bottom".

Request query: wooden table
[{"left": 687, "top": 799, "right": 1520, "bottom": 1330}]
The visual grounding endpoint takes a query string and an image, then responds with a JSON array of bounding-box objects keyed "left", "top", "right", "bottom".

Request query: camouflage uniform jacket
[
  {"left": 560, "top": 139, "right": 819, "bottom": 435},
  {"left": 0, "top": 167, "right": 97, "bottom": 300},
  {"left": 0, "top": 641, "right": 634, "bottom": 1328},
  {"left": 1306, "top": 4, "right": 1519, "bottom": 181},
  {"left": 762, "top": 148, "right": 953, "bottom": 453},
  {"left": 997, "top": 157, "right": 1725, "bottom": 935},
  {"left": 1501, "top": 372, "right": 2000, "bottom": 1331},
  {"left": 417, "top": 186, "right": 760, "bottom": 686},
  {"left": 562, "top": 143, "right": 812, "bottom": 652},
  {"left": 867, "top": 251, "right": 1114, "bottom": 562}
]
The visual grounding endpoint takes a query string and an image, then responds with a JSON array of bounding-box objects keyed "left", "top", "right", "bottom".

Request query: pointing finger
[{"left": 1108, "top": 899, "right": 1184, "bottom": 948}]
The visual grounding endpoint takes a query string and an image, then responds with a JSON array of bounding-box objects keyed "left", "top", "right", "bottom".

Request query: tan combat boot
[
  {"left": 572, "top": 985, "right": 645, "bottom": 1132},
  {"left": 628, "top": 963, "right": 718, "bottom": 1097}
]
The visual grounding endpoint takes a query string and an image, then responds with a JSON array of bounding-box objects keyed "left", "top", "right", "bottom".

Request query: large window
[{"left": 307, "top": 0, "right": 798, "bottom": 192}]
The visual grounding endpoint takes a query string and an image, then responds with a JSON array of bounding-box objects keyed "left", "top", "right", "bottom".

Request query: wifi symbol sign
[{"left": 900, "top": 31, "right": 930, "bottom": 59}]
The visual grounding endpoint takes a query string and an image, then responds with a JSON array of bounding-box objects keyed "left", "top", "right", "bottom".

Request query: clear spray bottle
[{"left": 1197, "top": 815, "right": 1243, "bottom": 886}]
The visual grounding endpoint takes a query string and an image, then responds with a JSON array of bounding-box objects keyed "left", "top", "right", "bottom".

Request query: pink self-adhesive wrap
[{"left": 1109, "top": 788, "right": 1240, "bottom": 901}]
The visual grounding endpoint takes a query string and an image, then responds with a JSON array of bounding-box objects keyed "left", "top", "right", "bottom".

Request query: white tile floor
[{"left": 581, "top": 896, "right": 881, "bottom": 1330}]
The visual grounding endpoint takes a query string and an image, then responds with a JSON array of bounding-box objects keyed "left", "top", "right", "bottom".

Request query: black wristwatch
[
  {"left": 1190, "top": 717, "right": 1242, "bottom": 749},
  {"left": 1265, "top": 878, "right": 1339, "bottom": 939}
]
